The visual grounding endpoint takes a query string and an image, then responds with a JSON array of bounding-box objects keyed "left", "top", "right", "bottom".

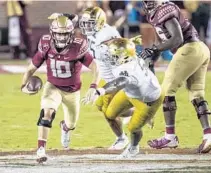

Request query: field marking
[{"left": 1, "top": 152, "right": 211, "bottom": 173}]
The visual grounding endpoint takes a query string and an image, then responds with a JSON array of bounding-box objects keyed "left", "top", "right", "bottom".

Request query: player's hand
[
  {"left": 81, "top": 88, "right": 98, "bottom": 105},
  {"left": 21, "top": 84, "right": 37, "bottom": 95},
  {"left": 139, "top": 45, "right": 160, "bottom": 61}
]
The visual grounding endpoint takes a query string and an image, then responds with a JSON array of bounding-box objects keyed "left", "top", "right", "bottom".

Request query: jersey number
[{"left": 50, "top": 59, "right": 72, "bottom": 78}]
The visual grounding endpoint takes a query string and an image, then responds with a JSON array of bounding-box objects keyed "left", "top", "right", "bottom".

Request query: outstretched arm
[
  {"left": 87, "top": 60, "right": 100, "bottom": 86},
  {"left": 97, "top": 77, "right": 129, "bottom": 96}
]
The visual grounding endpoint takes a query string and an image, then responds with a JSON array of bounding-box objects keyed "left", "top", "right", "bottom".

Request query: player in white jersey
[
  {"left": 79, "top": 7, "right": 131, "bottom": 150},
  {"left": 86, "top": 38, "right": 163, "bottom": 157}
]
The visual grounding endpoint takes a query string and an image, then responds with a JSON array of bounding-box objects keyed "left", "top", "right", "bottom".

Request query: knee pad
[
  {"left": 37, "top": 109, "right": 56, "bottom": 128},
  {"left": 192, "top": 98, "right": 211, "bottom": 119},
  {"left": 163, "top": 96, "right": 177, "bottom": 112}
]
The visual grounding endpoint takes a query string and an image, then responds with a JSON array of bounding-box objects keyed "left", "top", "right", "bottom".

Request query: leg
[
  {"left": 106, "top": 91, "right": 133, "bottom": 150},
  {"left": 96, "top": 91, "right": 125, "bottom": 143},
  {"left": 96, "top": 80, "right": 130, "bottom": 150},
  {"left": 121, "top": 95, "right": 163, "bottom": 157},
  {"left": 37, "top": 82, "right": 62, "bottom": 163},
  {"left": 148, "top": 96, "right": 179, "bottom": 149},
  {"left": 151, "top": 42, "right": 207, "bottom": 149},
  {"left": 60, "top": 90, "right": 80, "bottom": 148},
  {"left": 187, "top": 44, "right": 211, "bottom": 153}
]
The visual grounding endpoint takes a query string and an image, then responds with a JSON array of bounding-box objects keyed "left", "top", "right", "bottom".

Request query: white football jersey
[
  {"left": 112, "top": 58, "right": 161, "bottom": 103},
  {"left": 87, "top": 24, "right": 121, "bottom": 82}
]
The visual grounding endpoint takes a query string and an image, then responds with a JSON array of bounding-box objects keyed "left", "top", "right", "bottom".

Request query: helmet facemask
[
  {"left": 79, "top": 7, "right": 106, "bottom": 36},
  {"left": 50, "top": 16, "right": 74, "bottom": 49},
  {"left": 79, "top": 17, "right": 97, "bottom": 36}
]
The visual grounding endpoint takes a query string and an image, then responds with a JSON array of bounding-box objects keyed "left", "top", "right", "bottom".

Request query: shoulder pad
[
  {"left": 38, "top": 34, "right": 51, "bottom": 53},
  {"left": 156, "top": 4, "right": 179, "bottom": 24},
  {"left": 99, "top": 25, "right": 121, "bottom": 43},
  {"left": 72, "top": 37, "right": 89, "bottom": 58}
]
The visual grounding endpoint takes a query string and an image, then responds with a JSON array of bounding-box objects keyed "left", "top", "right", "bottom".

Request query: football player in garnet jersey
[
  {"left": 139, "top": 1, "right": 211, "bottom": 153},
  {"left": 21, "top": 15, "right": 100, "bottom": 163}
]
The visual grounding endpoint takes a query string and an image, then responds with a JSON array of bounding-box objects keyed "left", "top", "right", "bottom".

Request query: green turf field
[{"left": 0, "top": 72, "right": 211, "bottom": 151}]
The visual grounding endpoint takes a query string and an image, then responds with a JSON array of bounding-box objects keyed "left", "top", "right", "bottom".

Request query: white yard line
[{"left": 1, "top": 154, "right": 211, "bottom": 173}]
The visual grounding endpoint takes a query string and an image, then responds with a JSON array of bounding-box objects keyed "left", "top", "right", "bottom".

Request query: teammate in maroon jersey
[
  {"left": 21, "top": 15, "right": 100, "bottom": 163},
  {"left": 139, "top": 1, "right": 211, "bottom": 153}
]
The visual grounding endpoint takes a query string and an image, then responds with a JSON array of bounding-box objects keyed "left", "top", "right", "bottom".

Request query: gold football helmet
[
  {"left": 79, "top": 7, "right": 106, "bottom": 36},
  {"left": 108, "top": 38, "right": 136, "bottom": 66},
  {"left": 49, "top": 15, "right": 74, "bottom": 48}
]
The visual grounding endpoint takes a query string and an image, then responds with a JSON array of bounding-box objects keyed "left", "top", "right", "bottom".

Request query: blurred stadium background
[{"left": 0, "top": 0, "right": 210, "bottom": 61}]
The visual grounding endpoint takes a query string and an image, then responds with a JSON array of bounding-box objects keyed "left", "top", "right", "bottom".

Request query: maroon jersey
[
  {"left": 146, "top": 2, "right": 199, "bottom": 47},
  {"left": 32, "top": 34, "right": 93, "bottom": 92}
]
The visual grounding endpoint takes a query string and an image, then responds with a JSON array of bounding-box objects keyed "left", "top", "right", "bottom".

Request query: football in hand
[{"left": 27, "top": 76, "right": 43, "bottom": 92}]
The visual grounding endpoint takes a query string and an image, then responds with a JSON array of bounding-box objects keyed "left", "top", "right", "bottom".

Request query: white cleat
[
  {"left": 36, "top": 146, "right": 47, "bottom": 163},
  {"left": 108, "top": 136, "right": 129, "bottom": 150},
  {"left": 60, "top": 121, "right": 70, "bottom": 149},
  {"left": 119, "top": 144, "right": 139, "bottom": 158},
  {"left": 198, "top": 134, "right": 211, "bottom": 153}
]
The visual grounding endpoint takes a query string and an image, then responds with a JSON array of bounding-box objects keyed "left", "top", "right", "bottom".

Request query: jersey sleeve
[
  {"left": 156, "top": 4, "right": 180, "bottom": 25},
  {"left": 76, "top": 38, "right": 89, "bottom": 58},
  {"left": 32, "top": 37, "right": 48, "bottom": 68},
  {"left": 110, "top": 27, "right": 121, "bottom": 39},
  {"left": 102, "top": 26, "right": 121, "bottom": 43},
  {"left": 80, "top": 52, "right": 94, "bottom": 67}
]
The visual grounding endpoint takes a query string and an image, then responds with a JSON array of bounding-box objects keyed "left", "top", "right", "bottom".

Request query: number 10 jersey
[{"left": 32, "top": 34, "right": 93, "bottom": 92}]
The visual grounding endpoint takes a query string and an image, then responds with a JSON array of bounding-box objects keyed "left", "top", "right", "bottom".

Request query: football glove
[
  {"left": 138, "top": 45, "right": 160, "bottom": 61},
  {"left": 81, "top": 88, "right": 98, "bottom": 105}
]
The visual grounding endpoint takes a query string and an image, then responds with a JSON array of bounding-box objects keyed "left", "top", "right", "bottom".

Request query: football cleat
[
  {"left": 119, "top": 144, "right": 139, "bottom": 158},
  {"left": 36, "top": 146, "right": 47, "bottom": 163},
  {"left": 108, "top": 135, "right": 129, "bottom": 150},
  {"left": 198, "top": 134, "right": 211, "bottom": 153},
  {"left": 148, "top": 135, "right": 179, "bottom": 149},
  {"left": 60, "top": 120, "right": 70, "bottom": 148}
]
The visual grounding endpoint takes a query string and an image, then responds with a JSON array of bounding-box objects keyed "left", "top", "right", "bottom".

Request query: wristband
[
  {"left": 96, "top": 88, "right": 106, "bottom": 96},
  {"left": 90, "top": 83, "right": 97, "bottom": 89}
]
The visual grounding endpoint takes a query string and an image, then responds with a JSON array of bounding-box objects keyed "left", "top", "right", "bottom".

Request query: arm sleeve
[
  {"left": 32, "top": 39, "right": 46, "bottom": 68},
  {"left": 80, "top": 52, "right": 94, "bottom": 67},
  {"left": 102, "top": 77, "right": 130, "bottom": 94}
]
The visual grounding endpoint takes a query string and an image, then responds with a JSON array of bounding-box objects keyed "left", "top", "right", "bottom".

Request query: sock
[
  {"left": 38, "top": 140, "right": 46, "bottom": 148},
  {"left": 166, "top": 125, "right": 175, "bottom": 134},
  {"left": 203, "top": 128, "right": 211, "bottom": 135},
  {"left": 61, "top": 120, "right": 71, "bottom": 132}
]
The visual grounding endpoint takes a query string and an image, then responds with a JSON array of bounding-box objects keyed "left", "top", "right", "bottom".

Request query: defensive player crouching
[
  {"left": 140, "top": 1, "right": 211, "bottom": 153},
  {"left": 86, "top": 38, "right": 163, "bottom": 157},
  {"left": 21, "top": 15, "right": 100, "bottom": 163}
]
